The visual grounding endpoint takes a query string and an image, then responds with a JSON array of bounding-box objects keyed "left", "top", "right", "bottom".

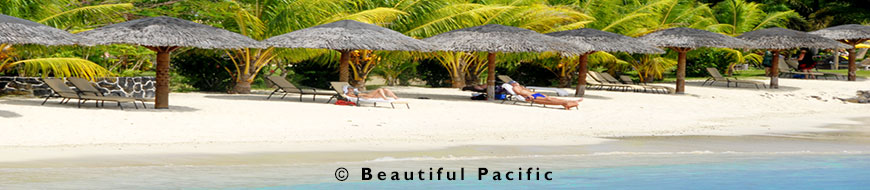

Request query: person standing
[{"left": 797, "top": 48, "right": 816, "bottom": 78}]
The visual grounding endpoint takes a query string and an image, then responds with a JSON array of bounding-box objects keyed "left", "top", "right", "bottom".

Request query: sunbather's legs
[
  {"left": 380, "top": 88, "right": 399, "bottom": 99},
  {"left": 530, "top": 97, "right": 580, "bottom": 110}
]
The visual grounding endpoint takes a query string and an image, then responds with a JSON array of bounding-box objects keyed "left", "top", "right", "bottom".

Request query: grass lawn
[{"left": 654, "top": 68, "right": 869, "bottom": 82}]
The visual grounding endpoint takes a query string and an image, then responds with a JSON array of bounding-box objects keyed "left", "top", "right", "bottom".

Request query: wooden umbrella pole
[
  {"left": 675, "top": 48, "right": 689, "bottom": 94},
  {"left": 486, "top": 52, "right": 497, "bottom": 101},
  {"left": 575, "top": 52, "right": 591, "bottom": 97},
  {"left": 339, "top": 50, "right": 352, "bottom": 82},
  {"left": 843, "top": 39, "right": 866, "bottom": 81},
  {"left": 848, "top": 47, "right": 857, "bottom": 81},
  {"left": 770, "top": 50, "right": 781, "bottom": 89}
]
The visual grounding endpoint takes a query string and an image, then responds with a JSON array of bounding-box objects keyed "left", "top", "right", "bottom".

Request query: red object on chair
[{"left": 335, "top": 100, "right": 357, "bottom": 106}]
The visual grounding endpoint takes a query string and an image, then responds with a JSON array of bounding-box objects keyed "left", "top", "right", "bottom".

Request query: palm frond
[{"left": 2, "top": 58, "right": 113, "bottom": 80}]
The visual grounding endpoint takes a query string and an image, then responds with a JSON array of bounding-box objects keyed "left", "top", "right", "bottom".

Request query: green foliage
[
  {"left": 416, "top": 59, "right": 452, "bottom": 87},
  {"left": 171, "top": 49, "right": 233, "bottom": 92},
  {"left": 686, "top": 48, "right": 734, "bottom": 77},
  {"left": 290, "top": 59, "right": 339, "bottom": 89}
]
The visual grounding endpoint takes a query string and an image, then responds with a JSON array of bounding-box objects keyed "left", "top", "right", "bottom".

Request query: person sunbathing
[
  {"left": 507, "top": 81, "right": 581, "bottom": 110},
  {"left": 343, "top": 85, "right": 400, "bottom": 100}
]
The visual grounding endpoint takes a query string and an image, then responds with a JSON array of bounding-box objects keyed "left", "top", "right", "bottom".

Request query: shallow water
[
  {"left": 3, "top": 119, "right": 870, "bottom": 190},
  {"left": 1, "top": 153, "right": 868, "bottom": 189}
]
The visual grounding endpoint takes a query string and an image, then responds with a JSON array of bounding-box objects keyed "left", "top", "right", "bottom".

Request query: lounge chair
[
  {"left": 584, "top": 74, "right": 637, "bottom": 92},
  {"left": 499, "top": 83, "right": 534, "bottom": 106},
  {"left": 702, "top": 68, "right": 767, "bottom": 89},
  {"left": 778, "top": 60, "right": 823, "bottom": 79},
  {"left": 42, "top": 78, "right": 138, "bottom": 109},
  {"left": 784, "top": 60, "right": 843, "bottom": 80},
  {"left": 499, "top": 83, "right": 577, "bottom": 109},
  {"left": 618, "top": 75, "right": 674, "bottom": 94},
  {"left": 589, "top": 71, "right": 653, "bottom": 92},
  {"left": 496, "top": 75, "right": 570, "bottom": 96},
  {"left": 326, "top": 81, "right": 409, "bottom": 109},
  {"left": 598, "top": 72, "right": 672, "bottom": 94},
  {"left": 265, "top": 75, "right": 336, "bottom": 101},
  {"left": 68, "top": 77, "right": 151, "bottom": 108}
]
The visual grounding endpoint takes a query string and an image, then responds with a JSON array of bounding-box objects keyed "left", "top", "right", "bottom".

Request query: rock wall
[{"left": 0, "top": 77, "right": 156, "bottom": 98}]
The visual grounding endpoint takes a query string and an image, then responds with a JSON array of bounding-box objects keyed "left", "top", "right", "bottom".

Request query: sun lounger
[
  {"left": 589, "top": 71, "right": 652, "bottom": 92},
  {"left": 584, "top": 74, "right": 637, "bottom": 91},
  {"left": 68, "top": 77, "right": 150, "bottom": 108},
  {"left": 597, "top": 72, "right": 672, "bottom": 94},
  {"left": 265, "top": 75, "right": 336, "bottom": 101},
  {"left": 784, "top": 60, "right": 843, "bottom": 80},
  {"left": 778, "top": 60, "right": 824, "bottom": 79},
  {"left": 499, "top": 83, "right": 576, "bottom": 109},
  {"left": 326, "top": 81, "right": 409, "bottom": 109},
  {"left": 703, "top": 68, "right": 767, "bottom": 89},
  {"left": 618, "top": 75, "right": 674, "bottom": 94},
  {"left": 496, "top": 75, "right": 570, "bottom": 96},
  {"left": 42, "top": 78, "right": 138, "bottom": 109}
]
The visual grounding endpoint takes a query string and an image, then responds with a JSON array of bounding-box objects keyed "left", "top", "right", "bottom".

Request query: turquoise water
[
  {"left": 2, "top": 153, "right": 867, "bottom": 189},
  {"left": 284, "top": 154, "right": 870, "bottom": 190}
]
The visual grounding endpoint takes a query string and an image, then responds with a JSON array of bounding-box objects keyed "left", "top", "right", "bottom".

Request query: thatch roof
[
  {"left": 738, "top": 27, "right": 850, "bottom": 50},
  {"left": 422, "top": 24, "right": 591, "bottom": 54},
  {"left": 0, "top": 14, "right": 81, "bottom": 46},
  {"left": 546, "top": 28, "right": 664, "bottom": 54},
  {"left": 809, "top": 24, "right": 870, "bottom": 41},
  {"left": 638, "top": 27, "right": 748, "bottom": 49},
  {"left": 77, "top": 16, "right": 261, "bottom": 49},
  {"left": 263, "top": 20, "right": 430, "bottom": 51}
]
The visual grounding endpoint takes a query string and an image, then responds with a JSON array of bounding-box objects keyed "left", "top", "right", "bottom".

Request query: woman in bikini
[{"left": 508, "top": 82, "right": 581, "bottom": 110}]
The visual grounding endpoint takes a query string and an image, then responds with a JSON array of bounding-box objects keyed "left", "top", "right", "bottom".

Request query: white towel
[{"left": 501, "top": 83, "right": 525, "bottom": 101}]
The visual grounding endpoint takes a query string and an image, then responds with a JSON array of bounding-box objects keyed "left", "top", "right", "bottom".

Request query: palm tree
[{"left": 0, "top": 1, "right": 132, "bottom": 79}]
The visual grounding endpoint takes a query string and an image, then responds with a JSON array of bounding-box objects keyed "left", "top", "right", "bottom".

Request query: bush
[
  {"left": 498, "top": 63, "right": 558, "bottom": 87},
  {"left": 687, "top": 48, "right": 732, "bottom": 77},
  {"left": 172, "top": 49, "right": 233, "bottom": 92},
  {"left": 415, "top": 59, "right": 451, "bottom": 87}
]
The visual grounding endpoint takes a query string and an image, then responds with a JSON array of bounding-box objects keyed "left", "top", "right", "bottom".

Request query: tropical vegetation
[{"left": 1, "top": 0, "right": 867, "bottom": 92}]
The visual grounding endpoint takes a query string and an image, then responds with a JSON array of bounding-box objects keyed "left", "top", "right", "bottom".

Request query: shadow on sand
[
  {"left": 685, "top": 81, "right": 802, "bottom": 91},
  {"left": 0, "top": 98, "right": 200, "bottom": 112},
  {"left": 0, "top": 110, "right": 22, "bottom": 118}
]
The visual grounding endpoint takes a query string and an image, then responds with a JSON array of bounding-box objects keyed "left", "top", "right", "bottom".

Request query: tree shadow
[
  {"left": 0, "top": 98, "right": 199, "bottom": 112},
  {"left": 0, "top": 110, "right": 21, "bottom": 118},
  {"left": 685, "top": 81, "right": 802, "bottom": 91}
]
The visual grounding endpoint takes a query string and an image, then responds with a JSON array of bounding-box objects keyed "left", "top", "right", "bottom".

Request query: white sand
[{"left": 1, "top": 78, "right": 868, "bottom": 162}]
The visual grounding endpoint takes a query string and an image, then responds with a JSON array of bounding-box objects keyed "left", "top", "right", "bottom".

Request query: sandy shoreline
[{"left": 1, "top": 78, "right": 869, "bottom": 162}]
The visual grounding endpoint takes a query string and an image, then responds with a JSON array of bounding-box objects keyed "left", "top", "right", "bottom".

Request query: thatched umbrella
[
  {"left": 423, "top": 24, "right": 591, "bottom": 100},
  {"left": 78, "top": 16, "right": 262, "bottom": 109},
  {"left": 0, "top": 14, "right": 81, "bottom": 45},
  {"left": 810, "top": 24, "right": 870, "bottom": 81},
  {"left": 262, "top": 20, "right": 431, "bottom": 83},
  {"left": 638, "top": 27, "right": 748, "bottom": 93},
  {"left": 547, "top": 28, "right": 664, "bottom": 96},
  {"left": 739, "top": 27, "right": 850, "bottom": 88}
]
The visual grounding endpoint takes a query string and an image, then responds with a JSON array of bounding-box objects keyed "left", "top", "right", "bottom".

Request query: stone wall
[{"left": 0, "top": 77, "right": 156, "bottom": 98}]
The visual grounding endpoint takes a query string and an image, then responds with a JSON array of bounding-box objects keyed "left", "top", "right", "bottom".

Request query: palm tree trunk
[
  {"left": 231, "top": 72, "right": 253, "bottom": 94},
  {"left": 451, "top": 72, "right": 466, "bottom": 88},
  {"left": 575, "top": 53, "right": 589, "bottom": 97}
]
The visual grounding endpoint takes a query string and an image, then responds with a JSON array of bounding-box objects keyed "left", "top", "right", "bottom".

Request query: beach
[{"left": 0, "top": 78, "right": 868, "bottom": 163}]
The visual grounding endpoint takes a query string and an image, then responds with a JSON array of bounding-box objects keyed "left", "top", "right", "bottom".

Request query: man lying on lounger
[
  {"left": 343, "top": 85, "right": 400, "bottom": 100},
  {"left": 506, "top": 81, "right": 581, "bottom": 110}
]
